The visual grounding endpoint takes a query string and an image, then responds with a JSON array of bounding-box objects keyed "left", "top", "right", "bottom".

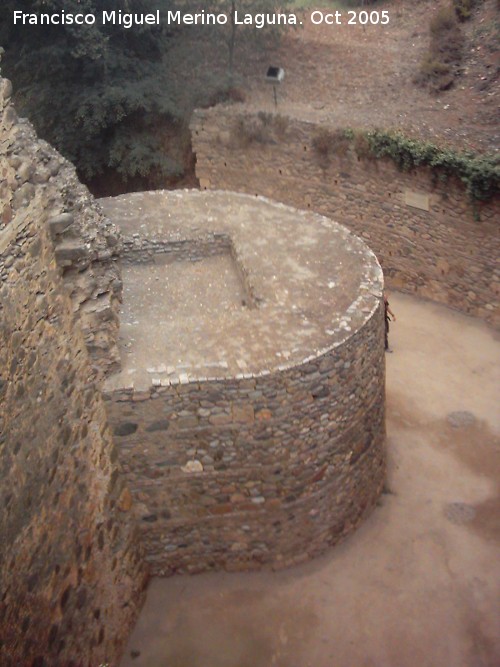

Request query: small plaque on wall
[{"left": 404, "top": 190, "right": 430, "bottom": 211}]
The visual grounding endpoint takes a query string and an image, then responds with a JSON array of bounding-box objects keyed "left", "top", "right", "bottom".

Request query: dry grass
[
  {"left": 229, "top": 113, "right": 290, "bottom": 148},
  {"left": 312, "top": 128, "right": 351, "bottom": 167},
  {"left": 452, "top": 0, "right": 482, "bottom": 21},
  {"left": 414, "top": 6, "right": 464, "bottom": 92}
]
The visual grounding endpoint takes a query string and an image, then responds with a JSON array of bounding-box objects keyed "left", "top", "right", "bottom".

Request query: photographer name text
[{"left": 13, "top": 9, "right": 390, "bottom": 30}]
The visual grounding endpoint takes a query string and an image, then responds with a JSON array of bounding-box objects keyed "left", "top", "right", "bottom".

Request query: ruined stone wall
[
  {"left": 104, "top": 302, "right": 385, "bottom": 576},
  {"left": 0, "top": 77, "right": 146, "bottom": 666},
  {"left": 122, "top": 230, "right": 232, "bottom": 264},
  {"left": 191, "top": 108, "right": 500, "bottom": 327},
  {"left": 0, "top": 80, "right": 123, "bottom": 377}
]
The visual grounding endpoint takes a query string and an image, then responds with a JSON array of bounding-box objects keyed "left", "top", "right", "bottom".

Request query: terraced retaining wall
[{"left": 191, "top": 108, "right": 500, "bottom": 327}]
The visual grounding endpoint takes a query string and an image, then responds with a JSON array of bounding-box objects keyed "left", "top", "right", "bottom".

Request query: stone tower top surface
[{"left": 101, "top": 189, "right": 383, "bottom": 389}]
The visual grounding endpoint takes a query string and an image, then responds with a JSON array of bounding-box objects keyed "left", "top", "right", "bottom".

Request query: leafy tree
[
  {"left": 0, "top": 0, "right": 297, "bottom": 191},
  {"left": 176, "top": 0, "right": 295, "bottom": 79},
  {"left": 0, "top": 0, "right": 184, "bottom": 187},
  {"left": 221, "top": 0, "right": 295, "bottom": 77}
]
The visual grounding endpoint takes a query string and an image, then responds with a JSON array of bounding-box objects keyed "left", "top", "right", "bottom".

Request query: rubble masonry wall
[
  {"left": 191, "top": 108, "right": 499, "bottom": 327},
  {"left": 0, "top": 76, "right": 145, "bottom": 667}
]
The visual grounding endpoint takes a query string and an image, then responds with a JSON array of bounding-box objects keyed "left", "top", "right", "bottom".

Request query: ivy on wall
[{"left": 312, "top": 127, "right": 499, "bottom": 208}]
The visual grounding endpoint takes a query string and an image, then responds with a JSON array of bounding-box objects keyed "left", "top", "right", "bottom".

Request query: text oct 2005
[{"left": 308, "top": 10, "right": 390, "bottom": 26}]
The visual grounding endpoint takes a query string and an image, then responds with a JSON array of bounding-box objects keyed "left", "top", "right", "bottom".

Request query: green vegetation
[
  {"left": 452, "top": 0, "right": 483, "bottom": 21},
  {"left": 357, "top": 130, "right": 499, "bottom": 204},
  {"left": 0, "top": 0, "right": 291, "bottom": 191},
  {"left": 0, "top": 0, "right": 181, "bottom": 187},
  {"left": 214, "top": 0, "right": 294, "bottom": 77},
  {"left": 414, "top": 6, "right": 464, "bottom": 92},
  {"left": 313, "top": 127, "right": 500, "bottom": 206}
]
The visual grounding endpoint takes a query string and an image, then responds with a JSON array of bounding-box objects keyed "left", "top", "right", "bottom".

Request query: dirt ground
[
  {"left": 168, "top": 0, "right": 499, "bottom": 154},
  {"left": 265, "top": 1, "right": 499, "bottom": 149},
  {"left": 117, "top": 3, "right": 499, "bottom": 663},
  {"left": 120, "top": 292, "right": 500, "bottom": 667},
  {"left": 243, "top": 0, "right": 499, "bottom": 152}
]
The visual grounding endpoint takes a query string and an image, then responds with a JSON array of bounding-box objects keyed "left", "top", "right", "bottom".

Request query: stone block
[
  {"left": 54, "top": 241, "right": 88, "bottom": 264},
  {"left": 2, "top": 204, "right": 12, "bottom": 224},
  {"left": 12, "top": 182, "right": 35, "bottom": 209},
  {"left": 0, "top": 78, "right": 13, "bottom": 102},
  {"left": 117, "top": 488, "right": 133, "bottom": 512},
  {"left": 232, "top": 404, "right": 255, "bottom": 423},
  {"left": 209, "top": 413, "right": 232, "bottom": 426},
  {"left": 2, "top": 104, "right": 18, "bottom": 129},
  {"left": 145, "top": 419, "right": 170, "bottom": 432},
  {"left": 47, "top": 213, "right": 74, "bottom": 239},
  {"left": 176, "top": 416, "right": 199, "bottom": 429},
  {"left": 17, "top": 162, "right": 35, "bottom": 184},
  {"left": 208, "top": 503, "right": 233, "bottom": 515},
  {"left": 114, "top": 422, "right": 138, "bottom": 436}
]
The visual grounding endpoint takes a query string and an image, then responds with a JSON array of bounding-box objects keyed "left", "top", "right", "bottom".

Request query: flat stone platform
[{"left": 100, "top": 190, "right": 382, "bottom": 391}]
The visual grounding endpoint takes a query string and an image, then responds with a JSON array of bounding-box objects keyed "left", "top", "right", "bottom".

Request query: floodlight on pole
[{"left": 265, "top": 66, "right": 285, "bottom": 108}]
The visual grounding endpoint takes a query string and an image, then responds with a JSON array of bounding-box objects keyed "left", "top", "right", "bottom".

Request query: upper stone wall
[
  {"left": 0, "top": 76, "right": 145, "bottom": 666},
  {"left": 191, "top": 108, "right": 500, "bottom": 327},
  {"left": 0, "top": 76, "right": 123, "bottom": 377}
]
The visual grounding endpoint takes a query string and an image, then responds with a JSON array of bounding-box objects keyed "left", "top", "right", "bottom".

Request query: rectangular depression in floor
[{"left": 117, "top": 250, "right": 249, "bottom": 387}]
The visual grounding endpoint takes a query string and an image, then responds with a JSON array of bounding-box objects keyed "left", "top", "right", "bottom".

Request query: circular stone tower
[{"left": 101, "top": 190, "right": 386, "bottom": 574}]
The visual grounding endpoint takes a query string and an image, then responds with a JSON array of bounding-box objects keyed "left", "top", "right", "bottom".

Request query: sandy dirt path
[{"left": 121, "top": 292, "right": 500, "bottom": 667}]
